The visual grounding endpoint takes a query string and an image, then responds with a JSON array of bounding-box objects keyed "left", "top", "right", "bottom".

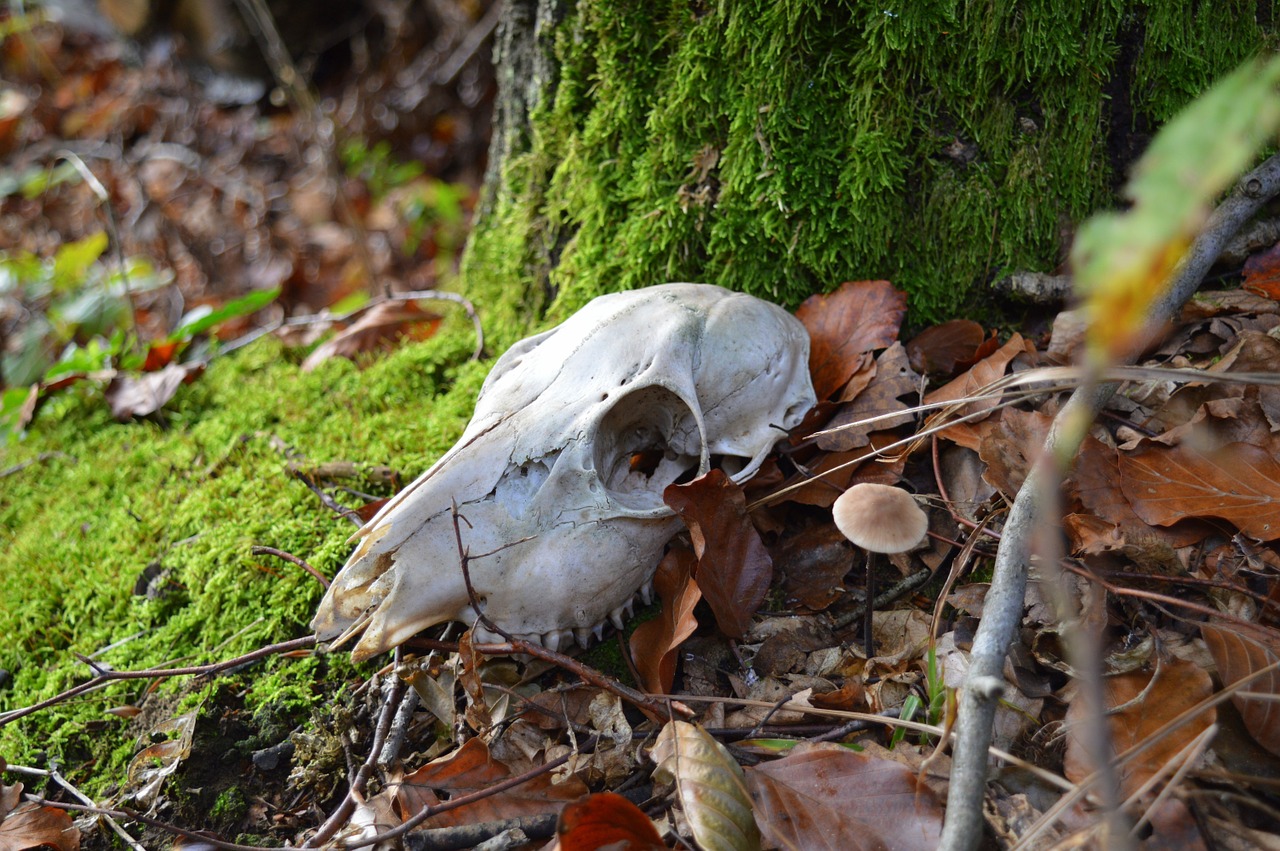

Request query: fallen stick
[{"left": 938, "top": 150, "right": 1280, "bottom": 851}]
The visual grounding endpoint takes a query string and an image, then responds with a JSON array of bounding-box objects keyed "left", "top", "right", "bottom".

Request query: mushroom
[{"left": 832, "top": 483, "right": 928, "bottom": 657}]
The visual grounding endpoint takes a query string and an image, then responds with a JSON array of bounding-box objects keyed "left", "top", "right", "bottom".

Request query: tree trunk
[{"left": 460, "top": 0, "right": 1273, "bottom": 342}]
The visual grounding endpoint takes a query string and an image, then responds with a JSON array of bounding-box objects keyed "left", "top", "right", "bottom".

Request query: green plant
[{"left": 0, "top": 232, "right": 279, "bottom": 443}]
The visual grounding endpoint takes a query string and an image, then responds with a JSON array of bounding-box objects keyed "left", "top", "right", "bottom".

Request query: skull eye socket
[{"left": 595, "top": 385, "right": 703, "bottom": 512}]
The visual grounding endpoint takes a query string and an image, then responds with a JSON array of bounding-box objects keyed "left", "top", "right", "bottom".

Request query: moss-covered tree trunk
[{"left": 461, "top": 0, "right": 1273, "bottom": 339}]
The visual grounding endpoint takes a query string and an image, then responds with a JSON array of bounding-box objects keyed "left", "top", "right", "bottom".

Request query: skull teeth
[
  {"left": 609, "top": 605, "right": 627, "bottom": 631},
  {"left": 574, "top": 627, "right": 594, "bottom": 647},
  {"left": 640, "top": 580, "right": 654, "bottom": 606},
  {"left": 541, "top": 628, "right": 572, "bottom": 653}
]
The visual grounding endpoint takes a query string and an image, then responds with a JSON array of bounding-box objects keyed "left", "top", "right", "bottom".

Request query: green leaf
[
  {"left": 51, "top": 232, "right": 109, "bottom": 292},
  {"left": 0, "top": 385, "right": 37, "bottom": 445},
  {"left": 889, "top": 694, "right": 922, "bottom": 749},
  {"left": 171, "top": 288, "right": 279, "bottom": 340}
]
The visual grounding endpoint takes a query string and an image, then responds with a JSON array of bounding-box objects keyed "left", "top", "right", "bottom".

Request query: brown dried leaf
[
  {"left": 631, "top": 547, "right": 701, "bottom": 694},
  {"left": 652, "top": 721, "right": 760, "bottom": 851},
  {"left": 557, "top": 792, "right": 666, "bottom": 851},
  {"left": 664, "top": 471, "right": 772, "bottom": 639},
  {"left": 1073, "top": 437, "right": 1208, "bottom": 549},
  {"left": 1063, "top": 657, "right": 1215, "bottom": 796},
  {"left": 520, "top": 686, "right": 603, "bottom": 731},
  {"left": 1119, "top": 441, "right": 1280, "bottom": 541},
  {"left": 301, "top": 301, "right": 442, "bottom": 372},
  {"left": 744, "top": 743, "right": 944, "bottom": 851},
  {"left": 815, "top": 343, "right": 918, "bottom": 452},
  {"left": 923, "top": 333, "right": 1031, "bottom": 450},
  {"left": 105, "top": 362, "right": 204, "bottom": 420},
  {"left": 1242, "top": 241, "right": 1280, "bottom": 300},
  {"left": 394, "top": 738, "right": 588, "bottom": 829},
  {"left": 0, "top": 794, "right": 81, "bottom": 851},
  {"left": 977, "top": 408, "right": 1054, "bottom": 498},
  {"left": 795, "top": 280, "right": 907, "bottom": 401},
  {"left": 779, "top": 431, "right": 907, "bottom": 509},
  {"left": 774, "top": 524, "right": 852, "bottom": 612},
  {"left": 906, "top": 319, "right": 986, "bottom": 376},
  {"left": 1201, "top": 621, "right": 1280, "bottom": 757}
]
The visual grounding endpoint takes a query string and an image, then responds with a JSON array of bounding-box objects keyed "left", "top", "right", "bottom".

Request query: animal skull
[{"left": 312, "top": 283, "right": 815, "bottom": 661}]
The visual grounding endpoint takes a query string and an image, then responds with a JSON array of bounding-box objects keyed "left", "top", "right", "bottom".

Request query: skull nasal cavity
[
  {"left": 493, "top": 457, "right": 554, "bottom": 519},
  {"left": 595, "top": 385, "right": 702, "bottom": 512}
]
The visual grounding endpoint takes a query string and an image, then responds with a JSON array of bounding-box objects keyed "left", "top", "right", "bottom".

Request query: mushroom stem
[{"left": 864, "top": 550, "right": 877, "bottom": 658}]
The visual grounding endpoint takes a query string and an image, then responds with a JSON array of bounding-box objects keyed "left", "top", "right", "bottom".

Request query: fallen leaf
[
  {"left": 521, "top": 686, "right": 603, "bottom": 731},
  {"left": 978, "top": 408, "right": 1054, "bottom": 498},
  {"left": 744, "top": 742, "right": 944, "bottom": 851},
  {"left": 301, "top": 300, "right": 441, "bottom": 371},
  {"left": 1242, "top": 241, "right": 1280, "bottom": 300},
  {"left": 1073, "top": 437, "right": 1207, "bottom": 549},
  {"left": 906, "top": 319, "right": 986, "bottom": 376},
  {"left": 1201, "top": 621, "right": 1280, "bottom": 757},
  {"left": 0, "top": 790, "right": 80, "bottom": 851},
  {"left": 1063, "top": 657, "right": 1215, "bottom": 797},
  {"left": 394, "top": 737, "right": 588, "bottom": 829},
  {"left": 795, "top": 280, "right": 906, "bottom": 401},
  {"left": 774, "top": 524, "right": 852, "bottom": 612},
  {"left": 557, "top": 792, "right": 666, "bottom": 851},
  {"left": 631, "top": 547, "right": 701, "bottom": 694},
  {"left": 125, "top": 709, "right": 198, "bottom": 807},
  {"left": 105, "top": 362, "right": 204, "bottom": 420},
  {"left": 664, "top": 471, "right": 772, "bottom": 639},
  {"left": 815, "top": 343, "right": 918, "bottom": 452},
  {"left": 1119, "top": 441, "right": 1280, "bottom": 541},
  {"left": 652, "top": 721, "right": 760, "bottom": 851},
  {"left": 923, "top": 333, "right": 1032, "bottom": 450}
]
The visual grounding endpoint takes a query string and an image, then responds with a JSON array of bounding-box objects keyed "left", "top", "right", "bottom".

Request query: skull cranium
[{"left": 312, "top": 283, "right": 815, "bottom": 661}]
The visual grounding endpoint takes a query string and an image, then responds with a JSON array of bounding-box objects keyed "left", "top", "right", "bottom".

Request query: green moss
[
  {"left": 0, "top": 331, "right": 482, "bottom": 794},
  {"left": 462, "top": 0, "right": 1272, "bottom": 328},
  {"left": 210, "top": 786, "right": 248, "bottom": 823}
]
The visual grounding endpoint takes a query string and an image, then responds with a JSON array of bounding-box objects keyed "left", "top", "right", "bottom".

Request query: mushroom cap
[{"left": 832, "top": 483, "right": 928, "bottom": 554}]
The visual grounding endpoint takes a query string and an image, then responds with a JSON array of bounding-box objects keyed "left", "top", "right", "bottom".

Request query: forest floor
[{"left": 2, "top": 6, "right": 1280, "bottom": 851}]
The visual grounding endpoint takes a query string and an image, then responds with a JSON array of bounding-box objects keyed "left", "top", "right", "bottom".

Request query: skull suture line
[{"left": 312, "top": 283, "right": 815, "bottom": 662}]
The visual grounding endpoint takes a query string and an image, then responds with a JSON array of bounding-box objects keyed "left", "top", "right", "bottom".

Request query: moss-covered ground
[{"left": 0, "top": 328, "right": 487, "bottom": 796}]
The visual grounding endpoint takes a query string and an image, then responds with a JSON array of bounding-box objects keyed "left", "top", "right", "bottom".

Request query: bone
[{"left": 312, "top": 284, "right": 815, "bottom": 662}]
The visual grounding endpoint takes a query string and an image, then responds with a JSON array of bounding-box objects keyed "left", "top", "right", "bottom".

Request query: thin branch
[
  {"left": 338, "top": 737, "right": 598, "bottom": 850},
  {"left": 306, "top": 667, "right": 406, "bottom": 848},
  {"left": 0, "top": 636, "right": 315, "bottom": 726},
  {"left": 251, "top": 545, "right": 331, "bottom": 588},
  {"left": 938, "top": 150, "right": 1280, "bottom": 851}
]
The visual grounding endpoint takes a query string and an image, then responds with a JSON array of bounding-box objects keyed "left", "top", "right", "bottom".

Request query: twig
[
  {"left": 251, "top": 545, "right": 330, "bottom": 588},
  {"left": 937, "top": 150, "right": 1280, "bottom": 851},
  {"left": 406, "top": 814, "right": 558, "bottom": 851},
  {"left": 0, "top": 451, "right": 75, "bottom": 478},
  {"left": 379, "top": 687, "right": 420, "bottom": 769},
  {"left": 280, "top": 289, "right": 486, "bottom": 360},
  {"left": 339, "top": 738, "right": 598, "bottom": 850},
  {"left": 5, "top": 764, "right": 145, "bottom": 851},
  {"left": 293, "top": 470, "right": 365, "bottom": 526},
  {"left": 0, "top": 636, "right": 315, "bottom": 726},
  {"left": 306, "top": 667, "right": 406, "bottom": 848}
]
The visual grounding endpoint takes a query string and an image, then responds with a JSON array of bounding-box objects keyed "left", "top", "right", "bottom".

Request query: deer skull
[{"left": 312, "top": 283, "right": 814, "bottom": 661}]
